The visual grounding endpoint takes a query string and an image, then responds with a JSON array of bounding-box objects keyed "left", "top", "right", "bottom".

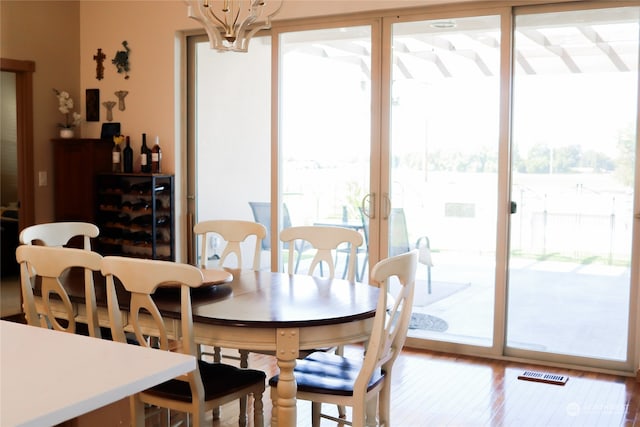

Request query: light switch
[{"left": 38, "top": 171, "right": 47, "bottom": 187}]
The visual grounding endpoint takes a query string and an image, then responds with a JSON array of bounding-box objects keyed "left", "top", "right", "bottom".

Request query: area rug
[{"left": 409, "top": 312, "right": 448, "bottom": 332}]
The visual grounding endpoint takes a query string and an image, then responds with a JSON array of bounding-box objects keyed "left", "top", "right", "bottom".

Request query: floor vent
[{"left": 518, "top": 370, "right": 569, "bottom": 385}]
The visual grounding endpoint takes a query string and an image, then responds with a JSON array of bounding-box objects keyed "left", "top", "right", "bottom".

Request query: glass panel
[
  {"left": 280, "top": 26, "right": 371, "bottom": 278},
  {"left": 194, "top": 37, "right": 272, "bottom": 269},
  {"left": 508, "top": 7, "right": 639, "bottom": 360},
  {"left": 390, "top": 15, "right": 501, "bottom": 345}
]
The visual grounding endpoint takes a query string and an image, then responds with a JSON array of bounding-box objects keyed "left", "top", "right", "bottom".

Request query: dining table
[
  {"left": 0, "top": 319, "right": 196, "bottom": 427},
  {"left": 37, "top": 265, "right": 380, "bottom": 427}
]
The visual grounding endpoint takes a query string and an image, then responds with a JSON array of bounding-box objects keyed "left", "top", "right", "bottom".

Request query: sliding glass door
[
  {"left": 388, "top": 15, "right": 501, "bottom": 346},
  {"left": 278, "top": 24, "right": 373, "bottom": 278},
  {"left": 188, "top": 35, "right": 272, "bottom": 269},
  {"left": 188, "top": 1, "right": 640, "bottom": 371},
  {"left": 506, "top": 6, "right": 639, "bottom": 365}
]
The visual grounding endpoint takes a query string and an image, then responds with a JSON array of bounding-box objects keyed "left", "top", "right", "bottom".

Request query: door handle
[
  {"left": 361, "top": 193, "right": 375, "bottom": 219},
  {"left": 510, "top": 201, "right": 517, "bottom": 214},
  {"left": 382, "top": 193, "right": 391, "bottom": 220}
]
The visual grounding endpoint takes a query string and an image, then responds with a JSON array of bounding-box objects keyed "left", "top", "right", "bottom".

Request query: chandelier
[{"left": 185, "top": 0, "right": 283, "bottom": 52}]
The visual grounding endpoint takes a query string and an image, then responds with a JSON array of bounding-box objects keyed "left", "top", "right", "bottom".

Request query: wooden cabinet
[
  {"left": 52, "top": 138, "right": 112, "bottom": 222},
  {"left": 95, "top": 173, "right": 174, "bottom": 261}
]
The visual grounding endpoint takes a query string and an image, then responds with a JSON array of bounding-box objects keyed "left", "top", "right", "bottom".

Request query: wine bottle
[
  {"left": 151, "top": 136, "right": 162, "bottom": 173},
  {"left": 112, "top": 138, "right": 122, "bottom": 172},
  {"left": 123, "top": 136, "right": 133, "bottom": 173},
  {"left": 140, "top": 133, "right": 151, "bottom": 173}
]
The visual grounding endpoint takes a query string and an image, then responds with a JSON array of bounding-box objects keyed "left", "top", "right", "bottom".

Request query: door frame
[{"left": 1, "top": 58, "right": 35, "bottom": 231}]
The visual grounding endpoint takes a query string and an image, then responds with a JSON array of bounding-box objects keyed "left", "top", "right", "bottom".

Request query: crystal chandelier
[{"left": 185, "top": 0, "right": 283, "bottom": 52}]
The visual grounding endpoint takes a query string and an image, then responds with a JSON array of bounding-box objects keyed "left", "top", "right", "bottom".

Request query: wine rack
[{"left": 95, "top": 173, "right": 174, "bottom": 261}]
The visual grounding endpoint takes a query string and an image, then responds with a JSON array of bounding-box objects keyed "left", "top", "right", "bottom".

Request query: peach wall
[{"left": 79, "top": 1, "right": 193, "bottom": 175}]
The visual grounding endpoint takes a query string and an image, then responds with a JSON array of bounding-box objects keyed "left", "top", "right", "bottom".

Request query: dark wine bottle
[
  {"left": 123, "top": 136, "right": 133, "bottom": 173},
  {"left": 151, "top": 136, "right": 162, "bottom": 173},
  {"left": 140, "top": 133, "right": 151, "bottom": 173}
]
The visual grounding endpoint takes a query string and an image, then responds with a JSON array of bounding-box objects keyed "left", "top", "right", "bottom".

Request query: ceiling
[{"left": 285, "top": 6, "right": 639, "bottom": 81}]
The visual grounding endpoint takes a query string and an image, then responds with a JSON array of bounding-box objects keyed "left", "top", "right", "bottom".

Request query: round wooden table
[{"left": 189, "top": 269, "right": 379, "bottom": 427}]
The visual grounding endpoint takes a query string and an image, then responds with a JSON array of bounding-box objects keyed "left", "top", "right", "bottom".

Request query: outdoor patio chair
[
  {"left": 248, "top": 201, "right": 310, "bottom": 272},
  {"left": 389, "top": 208, "right": 433, "bottom": 293}
]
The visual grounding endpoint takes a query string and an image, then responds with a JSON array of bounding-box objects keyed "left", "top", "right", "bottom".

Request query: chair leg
[
  {"left": 337, "top": 403, "right": 347, "bottom": 419},
  {"left": 130, "top": 395, "right": 145, "bottom": 427},
  {"left": 360, "top": 255, "right": 368, "bottom": 282},
  {"left": 239, "top": 395, "right": 248, "bottom": 427},
  {"left": 239, "top": 349, "right": 249, "bottom": 368},
  {"left": 192, "top": 405, "right": 205, "bottom": 427},
  {"left": 254, "top": 390, "right": 265, "bottom": 427},
  {"left": 340, "top": 250, "right": 349, "bottom": 280},
  {"left": 379, "top": 384, "right": 391, "bottom": 427},
  {"left": 294, "top": 248, "right": 302, "bottom": 273},
  {"left": 311, "top": 402, "right": 322, "bottom": 427}
]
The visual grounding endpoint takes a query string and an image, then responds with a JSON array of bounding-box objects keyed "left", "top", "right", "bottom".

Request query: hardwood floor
[
  {"left": 2, "top": 306, "right": 637, "bottom": 426},
  {"left": 205, "top": 346, "right": 640, "bottom": 427},
  {"left": 0, "top": 272, "right": 21, "bottom": 318}
]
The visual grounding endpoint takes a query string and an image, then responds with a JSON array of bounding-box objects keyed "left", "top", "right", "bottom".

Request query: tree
[
  {"left": 526, "top": 143, "right": 551, "bottom": 173},
  {"left": 553, "top": 144, "right": 581, "bottom": 173}
]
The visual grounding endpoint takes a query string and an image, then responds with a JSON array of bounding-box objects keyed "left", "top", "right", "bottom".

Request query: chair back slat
[
  {"left": 15, "top": 245, "right": 103, "bottom": 337},
  {"left": 101, "top": 256, "right": 204, "bottom": 354},
  {"left": 194, "top": 220, "right": 266, "bottom": 271},
  {"left": 280, "top": 225, "right": 363, "bottom": 281},
  {"left": 19, "top": 222, "right": 99, "bottom": 250}
]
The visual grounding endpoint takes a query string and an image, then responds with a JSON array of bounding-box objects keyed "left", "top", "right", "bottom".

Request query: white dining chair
[
  {"left": 101, "top": 256, "right": 266, "bottom": 427},
  {"left": 15, "top": 245, "right": 104, "bottom": 337},
  {"left": 279, "top": 224, "right": 364, "bottom": 418},
  {"left": 19, "top": 221, "right": 99, "bottom": 250},
  {"left": 193, "top": 219, "right": 267, "bottom": 365},
  {"left": 269, "top": 249, "right": 418, "bottom": 427}
]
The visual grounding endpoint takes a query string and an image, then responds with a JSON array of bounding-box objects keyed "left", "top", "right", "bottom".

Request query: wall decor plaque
[{"left": 86, "top": 89, "right": 99, "bottom": 122}]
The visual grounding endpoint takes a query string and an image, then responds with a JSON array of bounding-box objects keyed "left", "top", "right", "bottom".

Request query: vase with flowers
[{"left": 54, "top": 89, "right": 82, "bottom": 138}]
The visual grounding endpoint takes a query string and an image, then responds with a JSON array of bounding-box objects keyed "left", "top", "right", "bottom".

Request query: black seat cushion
[
  {"left": 148, "top": 360, "right": 266, "bottom": 402},
  {"left": 269, "top": 351, "right": 384, "bottom": 396}
]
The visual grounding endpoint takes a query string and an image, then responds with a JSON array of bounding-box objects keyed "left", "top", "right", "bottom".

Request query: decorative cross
[
  {"left": 102, "top": 101, "right": 117, "bottom": 122},
  {"left": 115, "top": 91, "right": 129, "bottom": 111},
  {"left": 93, "top": 48, "right": 106, "bottom": 80}
]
